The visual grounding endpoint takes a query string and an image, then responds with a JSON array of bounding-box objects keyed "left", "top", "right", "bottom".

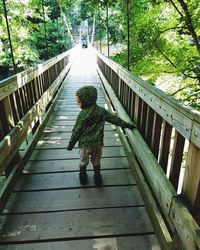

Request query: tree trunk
[{"left": 170, "top": 0, "right": 200, "bottom": 52}]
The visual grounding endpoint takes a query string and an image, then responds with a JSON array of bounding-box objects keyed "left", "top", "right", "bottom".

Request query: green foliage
[
  {"left": 0, "top": 0, "right": 39, "bottom": 71},
  {"left": 111, "top": 0, "right": 200, "bottom": 110},
  {"left": 0, "top": 0, "right": 72, "bottom": 75},
  {"left": 1, "top": 0, "right": 199, "bottom": 111}
]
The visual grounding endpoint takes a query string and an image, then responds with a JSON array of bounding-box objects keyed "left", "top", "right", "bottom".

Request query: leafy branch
[{"left": 168, "top": 0, "right": 200, "bottom": 52}]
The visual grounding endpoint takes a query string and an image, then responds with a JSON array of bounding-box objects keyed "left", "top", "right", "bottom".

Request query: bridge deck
[{"left": 0, "top": 49, "right": 161, "bottom": 249}]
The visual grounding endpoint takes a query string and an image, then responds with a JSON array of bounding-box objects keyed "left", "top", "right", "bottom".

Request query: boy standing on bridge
[{"left": 67, "top": 85, "right": 136, "bottom": 186}]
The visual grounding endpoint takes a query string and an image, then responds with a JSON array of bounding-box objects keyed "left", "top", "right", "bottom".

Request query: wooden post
[{"left": 182, "top": 143, "right": 200, "bottom": 225}]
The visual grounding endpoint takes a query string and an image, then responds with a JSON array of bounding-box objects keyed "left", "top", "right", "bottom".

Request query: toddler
[{"left": 67, "top": 85, "right": 136, "bottom": 186}]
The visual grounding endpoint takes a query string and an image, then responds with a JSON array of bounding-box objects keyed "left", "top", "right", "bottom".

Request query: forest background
[{"left": 0, "top": 0, "right": 200, "bottom": 110}]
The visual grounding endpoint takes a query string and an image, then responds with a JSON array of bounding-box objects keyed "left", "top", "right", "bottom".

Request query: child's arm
[
  {"left": 104, "top": 109, "right": 136, "bottom": 129},
  {"left": 67, "top": 117, "right": 84, "bottom": 150}
]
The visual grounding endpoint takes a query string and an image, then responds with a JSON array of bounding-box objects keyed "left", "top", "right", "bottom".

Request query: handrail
[
  {"left": 95, "top": 52, "right": 200, "bottom": 146},
  {"left": 94, "top": 49, "right": 200, "bottom": 250},
  {"left": 0, "top": 52, "right": 71, "bottom": 102}
]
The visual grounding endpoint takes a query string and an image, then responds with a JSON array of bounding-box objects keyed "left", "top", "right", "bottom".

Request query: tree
[
  {"left": 0, "top": 0, "right": 75, "bottom": 76},
  {"left": 112, "top": 0, "right": 200, "bottom": 109}
]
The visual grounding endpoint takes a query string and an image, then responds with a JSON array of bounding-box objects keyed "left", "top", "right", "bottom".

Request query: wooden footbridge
[{"left": 0, "top": 47, "right": 200, "bottom": 250}]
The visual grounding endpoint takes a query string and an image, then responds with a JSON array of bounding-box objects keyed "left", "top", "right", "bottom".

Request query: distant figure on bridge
[{"left": 67, "top": 86, "right": 136, "bottom": 186}]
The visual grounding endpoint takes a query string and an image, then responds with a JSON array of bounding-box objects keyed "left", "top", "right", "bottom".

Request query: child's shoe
[
  {"left": 79, "top": 172, "right": 87, "bottom": 185},
  {"left": 93, "top": 165, "right": 102, "bottom": 186},
  {"left": 94, "top": 173, "right": 102, "bottom": 186},
  {"left": 79, "top": 165, "right": 87, "bottom": 185}
]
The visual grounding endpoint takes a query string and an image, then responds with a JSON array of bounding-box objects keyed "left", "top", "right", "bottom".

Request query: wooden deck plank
[
  {"left": 45, "top": 120, "right": 118, "bottom": 126},
  {"left": 34, "top": 138, "right": 121, "bottom": 149},
  {"left": 44, "top": 120, "right": 77, "bottom": 126},
  {"left": 0, "top": 207, "right": 154, "bottom": 242},
  {"left": 56, "top": 99, "right": 105, "bottom": 103},
  {"left": 52, "top": 111, "right": 80, "bottom": 115},
  {"left": 0, "top": 235, "right": 161, "bottom": 250},
  {"left": 4, "top": 186, "right": 143, "bottom": 213},
  {"left": 54, "top": 98, "right": 104, "bottom": 102},
  {"left": 24, "top": 157, "right": 130, "bottom": 173},
  {"left": 54, "top": 95, "right": 105, "bottom": 99},
  {"left": 40, "top": 130, "right": 119, "bottom": 140},
  {"left": 43, "top": 123, "right": 116, "bottom": 133},
  {"left": 47, "top": 115, "right": 79, "bottom": 121},
  {"left": 15, "top": 169, "right": 136, "bottom": 191},
  {"left": 29, "top": 147, "right": 126, "bottom": 161}
]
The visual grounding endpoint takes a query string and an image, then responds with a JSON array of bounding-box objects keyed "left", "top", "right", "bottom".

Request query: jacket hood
[{"left": 76, "top": 86, "right": 97, "bottom": 108}]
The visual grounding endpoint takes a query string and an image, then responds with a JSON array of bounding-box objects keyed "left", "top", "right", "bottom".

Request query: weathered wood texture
[
  {"left": 0, "top": 235, "right": 160, "bottom": 250},
  {"left": 0, "top": 49, "right": 74, "bottom": 237},
  {"left": 0, "top": 49, "right": 161, "bottom": 250},
  {"left": 95, "top": 50, "right": 200, "bottom": 250},
  {"left": 0, "top": 50, "right": 73, "bottom": 177}
]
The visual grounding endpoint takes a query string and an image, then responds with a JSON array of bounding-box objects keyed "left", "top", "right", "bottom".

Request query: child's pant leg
[
  {"left": 91, "top": 146, "right": 103, "bottom": 186},
  {"left": 91, "top": 146, "right": 102, "bottom": 167},
  {"left": 79, "top": 146, "right": 102, "bottom": 171},
  {"left": 79, "top": 148, "right": 91, "bottom": 168}
]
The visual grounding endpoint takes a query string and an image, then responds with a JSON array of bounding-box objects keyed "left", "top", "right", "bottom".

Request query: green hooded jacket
[{"left": 67, "top": 86, "right": 135, "bottom": 149}]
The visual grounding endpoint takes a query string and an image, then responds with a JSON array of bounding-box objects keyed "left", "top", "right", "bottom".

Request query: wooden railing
[
  {"left": 0, "top": 49, "right": 74, "bottom": 211},
  {"left": 94, "top": 50, "right": 200, "bottom": 250}
]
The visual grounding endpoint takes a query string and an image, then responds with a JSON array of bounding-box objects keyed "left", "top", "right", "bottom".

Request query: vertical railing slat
[
  {"left": 137, "top": 97, "right": 143, "bottom": 131},
  {"left": 134, "top": 95, "right": 140, "bottom": 125},
  {"left": 0, "top": 98, "right": 14, "bottom": 136},
  {"left": 127, "top": 86, "right": 131, "bottom": 115},
  {"left": 151, "top": 113, "right": 163, "bottom": 159},
  {"left": 15, "top": 89, "right": 23, "bottom": 119},
  {"left": 130, "top": 90, "right": 135, "bottom": 121},
  {"left": 21, "top": 85, "right": 29, "bottom": 113},
  {"left": 140, "top": 101, "right": 148, "bottom": 137},
  {"left": 169, "top": 131, "right": 185, "bottom": 190},
  {"left": 9, "top": 94, "right": 19, "bottom": 125},
  {"left": 145, "top": 106, "right": 155, "bottom": 147},
  {"left": 159, "top": 121, "right": 173, "bottom": 173}
]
